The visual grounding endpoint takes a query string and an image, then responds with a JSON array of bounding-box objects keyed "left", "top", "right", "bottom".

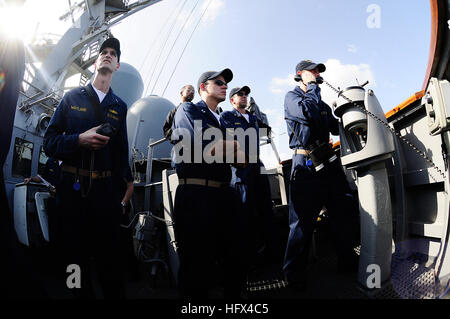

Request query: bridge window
[{"left": 12, "top": 137, "right": 34, "bottom": 178}]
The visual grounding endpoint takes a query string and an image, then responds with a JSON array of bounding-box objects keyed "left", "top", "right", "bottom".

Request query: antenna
[
  {"left": 59, "top": 0, "right": 84, "bottom": 22},
  {"left": 355, "top": 77, "right": 369, "bottom": 87}
]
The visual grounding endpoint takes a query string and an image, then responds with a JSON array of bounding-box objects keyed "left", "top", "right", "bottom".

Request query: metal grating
[
  {"left": 246, "top": 278, "right": 288, "bottom": 292},
  {"left": 244, "top": 251, "right": 441, "bottom": 298},
  {"left": 373, "top": 255, "right": 438, "bottom": 299}
]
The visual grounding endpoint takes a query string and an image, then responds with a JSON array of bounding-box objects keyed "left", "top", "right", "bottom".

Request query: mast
[{"left": 17, "top": 0, "right": 162, "bottom": 119}]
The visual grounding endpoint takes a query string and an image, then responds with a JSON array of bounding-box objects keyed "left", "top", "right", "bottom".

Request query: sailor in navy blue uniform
[
  {"left": 219, "top": 86, "right": 274, "bottom": 265},
  {"left": 163, "top": 84, "right": 195, "bottom": 141},
  {"left": 171, "top": 69, "right": 248, "bottom": 298},
  {"left": 44, "top": 38, "right": 128, "bottom": 298},
  {"left": 283, "top": 60, "right": 359, "bottom": 290}
]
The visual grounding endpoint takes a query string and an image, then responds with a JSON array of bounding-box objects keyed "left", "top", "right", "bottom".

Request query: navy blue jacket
[
  {"left": 219, "top": 109, "right": 262, "bottom": 183},
  {"left": 43, "top": 83, "right": 129, "bottom": 178},
  {"left": 284, "top": 84, "right": 339, "bottom": 150},
  {"left": 172, "top": 100, "right": 231, "bottom": 182}
]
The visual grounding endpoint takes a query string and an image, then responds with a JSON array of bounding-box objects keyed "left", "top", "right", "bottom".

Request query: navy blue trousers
[
  {"left": 233, "top": 167, "right": 274, "bottom": 259},
  {"left": 55, "top": 173, "right": 124, "bottom": 299},
  {"left": 283, "top": 155, "right": 360, "bottom": 283},
  {"left": 173, "top": 184, "right": 250, "bottom": 298}
]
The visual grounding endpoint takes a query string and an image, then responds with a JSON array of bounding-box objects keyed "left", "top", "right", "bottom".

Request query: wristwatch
[{"left": 121, "top": 201, "right": 126, "bottom": 207}]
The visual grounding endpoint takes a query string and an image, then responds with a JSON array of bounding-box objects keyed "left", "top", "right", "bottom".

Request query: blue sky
[{"left": 9, "top": 0, "right": 432, "bottom": 168}]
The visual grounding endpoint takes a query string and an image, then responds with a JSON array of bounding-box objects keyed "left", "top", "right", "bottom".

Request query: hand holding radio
[
  {"left": 79, "top": 125, "right": 110, "bottom": 150},
  {"left": 96, "top": 122, "right": 117, "bottom": 137}
]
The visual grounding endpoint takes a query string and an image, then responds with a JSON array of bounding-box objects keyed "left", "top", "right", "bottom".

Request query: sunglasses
[
  {"left": 236, "top": 91, "right": 248, "bottom": 97},
  {"left": 212, "top": 79, "right": 227, "bottom": 87}
]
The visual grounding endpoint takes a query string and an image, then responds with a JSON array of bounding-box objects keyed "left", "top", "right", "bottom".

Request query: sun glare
[{"left": 0, "top": 5, "right": 38, "bottom": 43}]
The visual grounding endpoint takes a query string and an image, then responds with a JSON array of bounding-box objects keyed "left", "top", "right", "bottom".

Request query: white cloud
[
  {"left": 269, "top": 74, "right": 297, "bottom": 94},
  {"left": 319, "top": 58, "right": 376, "bottom": 106}
]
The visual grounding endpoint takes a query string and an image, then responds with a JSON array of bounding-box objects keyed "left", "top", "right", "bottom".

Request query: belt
[
  {"left": 293, "top": 149, "right": 310, "bottom": 155},
  {"left": 62, "top": 164, "right": 111, "bottom": 179},
  {"left": 178, "top": 178, "right": 226, "bottom": 188}
]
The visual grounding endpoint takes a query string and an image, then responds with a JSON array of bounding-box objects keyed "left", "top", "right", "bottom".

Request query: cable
[
  {"left": 323, "top": 80, "right": 447, "bottom": 180},
  {"left": 143, "top": 0, "right": 189, "bottom": 96},
  {"left": 150, "top": 0, "right": 202, "bottom": 95},
  {"left": 162, "top": 0, "right": 215, "bottom": 97},
  {"left": 141, "top": 210, "right": 174, "bottom": 226},
  {"left": 137, "top": 243, "right": 169, "bottom": 273},
  {"left": 120, "top": 211, "right": 140, "bottom": 229},
  {"left": 138, "top": 0, "right": 182, "bottom": 73},
  {"left": 143, "top": 0, "right": 188, "bottom": 95}
]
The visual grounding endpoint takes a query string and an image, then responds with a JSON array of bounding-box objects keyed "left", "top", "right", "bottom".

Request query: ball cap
[
  {"left": 100, "top": 37, "right": 121, "bottom": 61},
  {"left": 294, "top": 60, "right": 325, "bottom": 82},
  {"left": 197, "top": 68, "right": 233, "bottom": 92},
  {"left": 229, "top": 86, "right": 251, "bottom": 99},
  {"left": 296, "top": 60, "right": 325, "bottom": 73}
]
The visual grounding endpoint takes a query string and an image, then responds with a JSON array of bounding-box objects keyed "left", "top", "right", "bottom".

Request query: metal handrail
[{"left": 148, "top": 137, "right": 168, "bottom": 149}]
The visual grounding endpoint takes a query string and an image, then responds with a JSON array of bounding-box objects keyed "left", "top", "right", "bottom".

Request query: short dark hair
[{"left": 180, "top": 85, "right": 194, "bottom": 94}]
